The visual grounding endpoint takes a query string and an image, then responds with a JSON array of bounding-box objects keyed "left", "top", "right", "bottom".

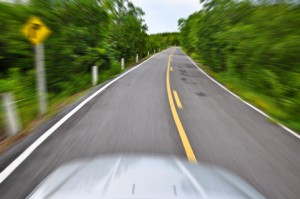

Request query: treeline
[
  {"left": 179, "top": 0, "right": 300, "bottom": 131},
  {"left": 0, "top": 0, "right": 149, "bottom": 92},
  {"left": 148, "top": 32, "right": 180, "bottom": 51},
  {"left": 0, "top": 0, "right": 164, "bottom": 136}
]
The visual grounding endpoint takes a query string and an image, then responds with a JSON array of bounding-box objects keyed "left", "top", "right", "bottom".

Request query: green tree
[{"left": 179, "top": 0, "right": 300, "bottom": 131}]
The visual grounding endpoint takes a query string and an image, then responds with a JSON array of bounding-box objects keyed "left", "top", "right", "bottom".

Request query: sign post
[
  {"left": 35, "top": 43, "right": 47, "bottom": 114},
  {"left": 22, "top": 16, "right": 51, "bottom": 115}
]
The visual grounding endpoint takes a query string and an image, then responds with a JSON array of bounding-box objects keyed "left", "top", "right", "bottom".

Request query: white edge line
[
  {"left": 185, "top": 55, "right": 300, "bottom": 140},
  {"left": 0, "top": 52, "right": 161, "bottom": 184}
]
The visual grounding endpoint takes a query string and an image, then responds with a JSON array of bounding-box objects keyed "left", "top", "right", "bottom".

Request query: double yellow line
[{"left": 166, "top": 48, "right": 197, "bottom": 163}]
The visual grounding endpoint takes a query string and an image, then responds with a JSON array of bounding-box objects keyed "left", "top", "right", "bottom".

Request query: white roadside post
[
  {"left": 92, "top": 65, "right": 98, "bottom": 86},
  {"left": 35, "top": 43, "right": 48, "bottom": 115},
  {"left": 148, "top": 51, "right": 149, "bottom": 56},
  {"left": 136, "top": 54, "right": 139, "bottom": 63},
  {"left": 2, "top": 92, "right": 22, "bottom": 136},
  {"left": 159, "top": 48, "right": 160, "bottom": 52},
  {"left": 121, "top": 58, "right": 125, "bottom": 70},
  {"left": 154, "top": 49, "right": 156, "bottom": 54}
]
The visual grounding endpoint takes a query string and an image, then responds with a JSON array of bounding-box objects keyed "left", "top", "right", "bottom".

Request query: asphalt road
[{"left": 0, "top": 48, "right": 300, "bottom": 198}]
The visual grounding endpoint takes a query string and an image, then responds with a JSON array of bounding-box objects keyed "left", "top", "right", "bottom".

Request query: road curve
[
  {"left": 0, "top": 48, "right": 299, "bottom": 199},
  {"left": 170, "top": 48, "right": 300, "bottom": 199}
]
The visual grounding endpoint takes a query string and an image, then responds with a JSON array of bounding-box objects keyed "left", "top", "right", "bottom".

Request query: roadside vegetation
[
  {"left": 179, "top": 0, "right": 300, "bottom": 132},
  {"left": 0, "top": 0, "right": 176, "bottom": 138},
  {"left": 147, "top": 32, "right": 180, "bottom": 51}
]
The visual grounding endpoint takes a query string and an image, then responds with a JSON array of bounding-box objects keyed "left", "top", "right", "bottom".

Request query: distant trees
[
  {"left": 179, "top": 0, "right": 300, "bottom": 130},
  {"left": 107, "top": 0, "right": 149, "bottom": 59},
  {"left": 147, "top": 32, "right": 180, "bottom": 51}
]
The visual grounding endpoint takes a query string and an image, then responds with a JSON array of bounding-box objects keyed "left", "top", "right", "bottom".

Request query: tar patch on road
[{"left": 196, "top": 92, "right": 206, "bottom": 97}]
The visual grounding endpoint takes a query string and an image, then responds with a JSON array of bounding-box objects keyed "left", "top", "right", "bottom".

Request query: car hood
[{"left": 28, "top": 156, "right": 264, "bottom": 199}]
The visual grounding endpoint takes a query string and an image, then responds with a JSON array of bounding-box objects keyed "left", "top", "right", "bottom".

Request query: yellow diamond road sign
[{"left": 22, "top": 16, "right": 51, "bottom": 45}]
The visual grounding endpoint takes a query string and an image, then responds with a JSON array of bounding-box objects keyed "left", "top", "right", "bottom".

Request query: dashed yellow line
[
  {"left": 173, "top": 90, "right": 183, "bottom": 109},
  {"left": 166, "top": 48, "right": 197, "bottom": 163}
]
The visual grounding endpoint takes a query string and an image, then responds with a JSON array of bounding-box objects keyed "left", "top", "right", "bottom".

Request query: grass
[
  {"left": 187, "top": 52, "right": 300, "bottom": 134},
  {"left": 0, "top": 89, "right": 90, "bottom": 153},
  {"left": 0, "top": 53, "right": 155, "bottom": 152}
]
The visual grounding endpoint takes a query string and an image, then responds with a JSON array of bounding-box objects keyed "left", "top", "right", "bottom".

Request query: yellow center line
[
  {"left": 173, "top": 90, "right": 183, "bottom": 109},
  {"left": 166, "top": 48, "right": 197, "bottom": 163}
]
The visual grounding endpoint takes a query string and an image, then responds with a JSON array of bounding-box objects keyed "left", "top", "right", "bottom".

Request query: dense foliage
[
  {"left": 0, "top": 0, "right": 151, "bottom": 135},
  {"left": 179, "top": 0, "right": 300, "bottom": 131},
  {"left": 147, "top": 32, "right": 180, "bottom": 52}
]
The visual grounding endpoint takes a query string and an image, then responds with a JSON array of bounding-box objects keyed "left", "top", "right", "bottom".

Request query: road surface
[{"left": 0, "top": 48, "right": 300, "bottom": 198}]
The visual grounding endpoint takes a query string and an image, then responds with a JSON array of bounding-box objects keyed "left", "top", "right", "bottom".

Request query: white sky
[{"left": 130, "top": 0, "right": 202, "bottom": 34}]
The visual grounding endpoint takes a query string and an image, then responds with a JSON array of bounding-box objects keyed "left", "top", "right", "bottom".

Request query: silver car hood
[{"left": 28, "top": 156, "right": 264, "bottom": 199}]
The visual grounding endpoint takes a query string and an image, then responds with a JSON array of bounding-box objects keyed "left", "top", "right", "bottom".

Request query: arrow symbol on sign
[{"left": 28, "top": 23, "right": 42, "bottom": 38}]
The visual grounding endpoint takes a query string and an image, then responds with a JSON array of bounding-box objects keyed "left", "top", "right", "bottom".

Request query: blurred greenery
[
  {"left": 147, "top": 32, "right": 180, "bottom": 52},
  {"left": 0, "top": 0, "right": 177, "bottom": 136},
  {"left": 179, "top": 0, "right": 300, "bottom": 132}
]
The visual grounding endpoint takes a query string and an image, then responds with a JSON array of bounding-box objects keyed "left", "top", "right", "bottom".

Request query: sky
[{"left": 130, "top": 0, "right": 202, "bottom": 34}]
